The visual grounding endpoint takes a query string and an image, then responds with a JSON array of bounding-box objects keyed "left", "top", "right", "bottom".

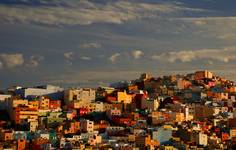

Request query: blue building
[{"left": 152, "top": 127, "right": 172, "bottom": 145}]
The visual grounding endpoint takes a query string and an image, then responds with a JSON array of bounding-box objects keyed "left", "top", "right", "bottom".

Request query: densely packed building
[{"left": 0, "top": 70, "right": 236, "bottom": 150}]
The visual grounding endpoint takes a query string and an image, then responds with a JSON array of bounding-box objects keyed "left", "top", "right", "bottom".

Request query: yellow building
[
  {"left": 175, "top": 113, "right": 185, "bottom": 122},
  {"left": 230, "top": 129, "right": 236, "bottom": 139},
  {"left": 128, "top": 134, "right": 135, "bottom": 142},
  {"left": 117, "top": 91, "right": 132, "bottom": 103},
  {"left": 11, "top": 99, "right": 28, "bottom": 108},
  {"left": 39, "top": 98, "right": 49, "bottom": 110},
  {"left": 164, "top": 146, "right": 175, "bottom": 150},
  {"left": 78, "top": 102, "right": 104, "bottom": 113},
  {"left": 163, "top": 125, "right": 173, "bottom": 129},
  {"left": 102, "top": 87, "right": 115, "bottom": 94},
  {"left": 104, "top": 104, "right": 112, "bottom": 111},
  {"left": 28, "top": 101, "right": 39, "bottom": 110}
]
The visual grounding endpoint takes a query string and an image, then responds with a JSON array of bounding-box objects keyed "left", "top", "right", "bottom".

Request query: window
[{"left": 73, "top": 95, "right": 77, "bottom": 100}]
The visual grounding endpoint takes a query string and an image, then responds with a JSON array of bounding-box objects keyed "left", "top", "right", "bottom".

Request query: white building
[
  {"left": 64, "top": 88, "right": 95, "bottom": 104},
  {"left": 94, "top": 102, "right": 104, "bottom": 112},
  {"left": 196, "top": 133, "right": 208, "bottom": 146},
  {"left": 16, "top": 85, "right": 63, "bottom": 99},
  {"left": 106, "top": 108, "right": 121, "bottom": 119},
  {"left": 30, "top": 121, "right": 38, "bottom": 132}
]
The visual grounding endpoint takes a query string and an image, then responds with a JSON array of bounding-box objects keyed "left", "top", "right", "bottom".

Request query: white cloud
[
  {"left": 79, "top": 42, "right": 101, "bottom": 49},
  {"left": 180, "top": 17, "right": 236, "bottom": 24},
  {"left": 109, "top": 53, "right": 121, "bottom": 63},
  {"left": 0, "top": 53, "right": 44, "bottom": 69},
  {"left": 192, "top": 20, "right": 207, "bottom": 26},
  {"left": 217, "top": 33, "right": 236, "bottom": 40},
  {"left": 0, "top": 53, "right": 24, "bottom": 68},
  {"left": 0, "top": 1, "right": 204, "bottom": 26},
  {"left": 25, "top": 55, "right": 44, "bottom": 67},
  {"left": 64, "top": 51, "right": 74, "bottom": 61},
  {"left": 208, "top": 60, "right": 213, "bottom": 65},
  {"left": 81, "top": 56, "right": 91, "bottom": 60},
  {"left": 177, "top": 17, "right": 236, "bottom": 40},
  {"left": 131, "top": 50, "right": 144, "bottom": 59},
  {"left": 152, "top": 48, "right": 236, "bottom": 63}
]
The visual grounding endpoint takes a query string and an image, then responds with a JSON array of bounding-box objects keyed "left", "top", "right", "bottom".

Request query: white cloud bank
[
  {"left": 178, "top": 17, "right": 236, "bottom": 40},
  {"left": 79, "top": 42, "right": 102, "bottom": 49},
  {"left": 80, "top": 56, "right": 91, "bottom": 60},
  {"left": 0, "top": 1, "right": 204, "bottom": 26},
  {"left": 152, "top": 48, "right": 236, "bottom": 63}
]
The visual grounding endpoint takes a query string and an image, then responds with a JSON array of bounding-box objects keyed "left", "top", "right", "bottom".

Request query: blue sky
[{"left": 0, "top": 0, "right": 236, "bottom": 88}]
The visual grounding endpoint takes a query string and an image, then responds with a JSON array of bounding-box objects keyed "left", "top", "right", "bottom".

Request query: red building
[
  {"left": 222, "top": 133, "right": 229, "bottom": 142},
  {"left": 106, "top": 96, "right": 117, "bottom": 103},
  {"left": 111, "top": 116, "right": 134, "bottom": 126},
  {"left": 79, "top": 108, "right": 89, "bottom": 116},
  {"left": 49, "top": 100, "right": 61, "bottom": 110}
]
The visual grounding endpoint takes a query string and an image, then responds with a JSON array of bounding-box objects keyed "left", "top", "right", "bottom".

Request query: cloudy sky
[{"left": 0, "top": 0, "right": 236, "bottom": 88}]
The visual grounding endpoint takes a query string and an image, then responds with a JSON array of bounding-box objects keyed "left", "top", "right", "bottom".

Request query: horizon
[{"left": 1, "top": 69, "right": 235, "bottom": 90}]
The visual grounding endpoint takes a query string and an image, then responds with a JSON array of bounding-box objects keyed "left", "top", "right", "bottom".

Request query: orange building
[
  {"left": 18, "top": 139, "right": 27, "bottom": 150},
  {"left": 13, "top": 107, "right": 38, "bottom": 124},
  {"left": 175, "top": 112, "right": 185, "bottom": 122},
  {"left": 195, "top": 70, "right": 213, "bottom": 80},
  {"left": 64, "top": 121, "right": 80, "bottom": 134},
  {"left": 207, "top": 91, "right": 228, "bottom": 100},
  {"left": 177, "top": 79, "right": 191, "bottom": 90},
  {"left": 0, "top": 130, "right": 13, "bottom": 141},
  {"left": 28, "top": 101, "right": 39, "bottom": 110},
  {"left": 226, "top": 86, "right": 236, "bottom": 93}
]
